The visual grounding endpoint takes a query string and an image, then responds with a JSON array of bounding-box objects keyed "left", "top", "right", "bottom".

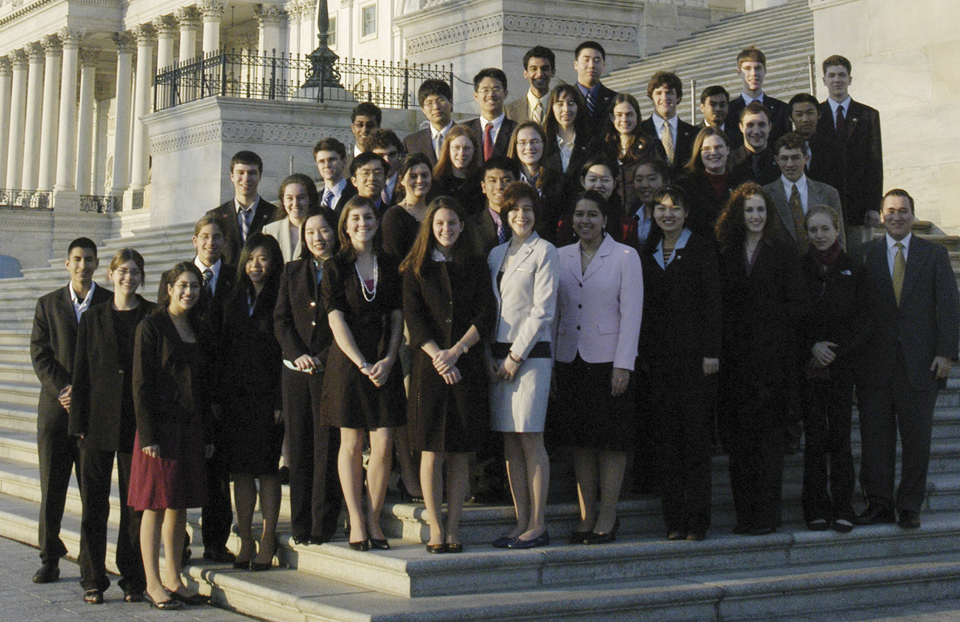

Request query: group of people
[{"left": 27, "top": 38, "right": 959, "bottom": 610}]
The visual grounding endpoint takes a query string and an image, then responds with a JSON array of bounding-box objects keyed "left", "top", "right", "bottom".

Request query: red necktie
[{"left": 483, "top": 122, "right": 494, "bottom": 161}]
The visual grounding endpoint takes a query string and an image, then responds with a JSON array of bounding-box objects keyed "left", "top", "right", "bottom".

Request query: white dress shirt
[
  {"left": 781, "top": 174, "right": 810, "bottom": 214},
  {"left": 68, "top": 282, "right": 98, "bottom": 322},
  {"left": 194, "top": 257, "right": 223, "bottom": 295},
  {"left": 885, "top": 232, "right": 911, "bottom": 277}
]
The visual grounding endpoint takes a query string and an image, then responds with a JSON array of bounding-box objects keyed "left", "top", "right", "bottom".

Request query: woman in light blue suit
[{"left": 487, "top": 182, "right": 560, "bottom": 550}]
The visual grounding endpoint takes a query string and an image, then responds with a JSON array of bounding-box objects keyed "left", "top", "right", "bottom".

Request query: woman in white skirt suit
[{"left": 487, "top": 182, "right": 560, "bottom": 550}]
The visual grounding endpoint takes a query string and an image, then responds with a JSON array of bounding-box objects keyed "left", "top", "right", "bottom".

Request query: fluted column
[
  {"left": 75, "top": 50, "right": 96, "bottom": 195},
  {"left": 200, "top": 0, "right": 225, "bottom": 54},
  {"left": 299, "top": 0, "right": 315, "bottom": 56},
  {"left": 257, "top": 4, "right": 284, "bottom": 55},
  {"left": 21, "top": 43, "right": 45, "bottom": 190},
  {"left": 176, "top": 6, "right": 200, "bottom": 62},
  {"left": 54, "top": 28, "right": 82, "bottom": 193},
  {"left": 285, "top": 1, "right": 302, "bottom": 58},
  {"left": 155, "top": 16, "right": 177, "bottom": 71},
  {"left": 5, "top": 50, "right": 27, "bottom": 190},
  {"left": 109, "top": 32, "right": 135, "bottom": 197},
  {"left": 37, "top": 35, "right": 62, "bottom": 192},
  {"left": 0, "top": 58, "right": 12, "bottom": 189},
  {"left": 130, "top": 24, "right": 156, "bottom": 191}
]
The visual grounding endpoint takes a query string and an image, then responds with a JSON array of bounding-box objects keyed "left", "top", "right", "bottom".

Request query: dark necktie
[
  {"left": 483, "top": 122, "right": 494, "bottom": 161},
  {"left": 835, "top": 106, "right": 846, "bottom": 138},
  {"left": 789, "top": 184, "right": 806, "bottom": 248},
  {"left": 322, "top": 188, "right": 334, "bottom": 209},
  {"left": 202, "top": 268, "right": 213, "bottom": 295},
  {"left": 752, "top": 154, "right": 761, "bottom": 180},
  {"left": 585, "top": 89, "right": 596, "bottom": 116},
  {"left": 496, "top": 218, "right": 506, "bottom": 244}
]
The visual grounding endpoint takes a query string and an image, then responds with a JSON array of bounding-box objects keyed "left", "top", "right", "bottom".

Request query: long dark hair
[
  {"left": 433, "top": 125, "right": 481, "bottom": 181},
  {"left": 277, "top": 173, "right": 319, "bottom": 211},
  {"left": 336, "top": 196, "right": 384, "bottom": 262},
  {"left": 603, "top": 93, "right": 656, "bottom": 164},
  {"left": 157, "top": 262, "right": 204, "bottom": 329},
  {"left": 544, "top": 84, "right": 588, "bottom": 145},
  {"left": 399, "top": 196, "right": 470, "bottom": 282},
  {"left": 642, "top": 185, "right": 689, "bottom": 255},
  {"left": 715, "top": 182, "right": 780, "bottom": 247},
  {"left": 235, "top": 232, "right": 284, "bottom": 301},
  {"left": 393, "top": 153, "right": 434, "bottom": 205},
  {"left": 297, "top": 204, "right": 339, "bottom": 261},
  {"left": 685, "top": 126, "right": 730, "bottom": 174},
  {"left": 506, "top": 121, "right": 550, "bottom": 193}
]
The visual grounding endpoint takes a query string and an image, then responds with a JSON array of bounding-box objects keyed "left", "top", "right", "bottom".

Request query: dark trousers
[
  {"left": 284, "top": 368, "right": 342, "bottom": 540},
  {"left": 728, "top": 425, "right": 785, "bottom": 530},
  {"left": 201, "top": 431, "right": 233, "bottom": 551},
  {"left": 77, "top": 445, "right": 144, "bottom": 592},
  {"left": 801, "top": 376, "right": 855, "bottom": 523},
  {"left": 857, "top": 351, "right": 937, "bottom": 514},
  {"left": 37, "top": 414, "right": 80, "bottom": 564},
  {"left": 655, "top": 364, "right": 713, "bottom": 534}
]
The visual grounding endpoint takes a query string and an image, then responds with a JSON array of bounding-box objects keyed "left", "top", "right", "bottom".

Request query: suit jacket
[
  {"left": 804, "top": 131, "right": 844, "bottom": 194},
  {"left": 640, "top": 116, "right": 698, "bottom": 176},
  {"left": 31, "top": 283, "right": 113, "bottom": 429},
  {"left": 677, "top": 168, "right": 750, "bottom": 240},
  {"left": 274, "top": 258, "right": 333, "bottom": 363},
  {"left": 69, "top": 297, "right": 156, "bottom": 451},
  {"left": 763, "top": 178, "right": 845, "bottom": 251},
  {"left": 858, "top": 235, "right": 960, "bottom": 391},
  {"left": 189, "top": 260, "right": 237, "bottom": 339},
  {"left": 815, "top": 99, "right": 883, "bottom": 226},
  {"left": 262, "top": 218, "right": 301, "bottom": 263},
  {"left": 504, "top": 97, "right": 532, "bottom": 125},
  {"left": 579, "top": 82, "right": 619, "bottom": 142},
  {"left": 328, "top": 181, "right": 358, "bottom": 220},
  {"left": 205, "top": 198, "right": 281, "bottom": 267},
  {"left": 218, "top": 280, "right": 282, "bottom": 411},
  {"left": 726, "top": 93, "right": 792, "bottom": 151},
  {"left": 403, "top": 126, "right": 454, "bottom": 168},
  {"left": 729, "top": 145, "right": 780, "bottom": 186},
  {"left": 465, "top": 117, "right": 517, "bottom": 160},
  {"left": 487, "top": 233, "right": 560, "bottom": 356},
  {"left": 554, "top": 236, "right": 643, "bottom": 370},
  {"left": 542, "top": 134, "right": 595, "bottom": 177},
  {"left": 467, "top": 207, "right": 509, "bottom": 258}
]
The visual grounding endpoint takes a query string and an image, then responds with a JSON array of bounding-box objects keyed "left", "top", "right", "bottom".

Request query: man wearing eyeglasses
[{"left": 466, "top": 68, "right": 517, "bottom": 161}]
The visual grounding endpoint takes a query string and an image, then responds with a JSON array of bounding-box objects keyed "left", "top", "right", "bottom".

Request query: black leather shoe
[
  {"left": 854, "top": 503, "right": 896, "bottom": 525},
  {"left": 203, "top": 546, "right": 237, "bottom": 563},
  {"left": 32, "top": 562, "right": 59, "bottom": 584},
  {"left": 898, "top": 510, "right": 921, "bottom": 529},
  {"left": 583, "top": 518, "right": 619, "bottom": 545}
]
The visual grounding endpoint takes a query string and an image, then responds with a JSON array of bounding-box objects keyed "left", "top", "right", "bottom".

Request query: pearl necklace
[{"left": 356, "top": 256, "right": 378, "bottom": 302}]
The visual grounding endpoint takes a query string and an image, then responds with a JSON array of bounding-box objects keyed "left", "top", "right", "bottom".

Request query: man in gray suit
[
  {"left": 855, "top": 189, "right": 960, "bottom": 529},
  {"left": 763, "top": 132, "right": 844, "bottom": 253},
  {"left": 505, "top": 46, "right": 556, "bottom": 126},
  {"left": 403, "top": 80, "right": 454, "bottom": 167}
]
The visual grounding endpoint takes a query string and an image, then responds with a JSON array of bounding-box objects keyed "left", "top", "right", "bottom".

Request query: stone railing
[{"left": 0, "top": 189, "right": 52, "bottom": 210}]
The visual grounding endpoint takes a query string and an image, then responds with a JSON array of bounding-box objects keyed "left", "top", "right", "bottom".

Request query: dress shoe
[
  {"left": 170, "top": 590, "right": 210, "bottom": 606},
  {"left": 807, "top": 518, "right": 829, "bottom": 531},
  {"left": 123, "top": 588, "right": 145, "bottom": 603},
  {"left": 32, "top": 562, "right": 59, "bottom": 584},
  {"left": 831, "top": 519, "right": 854, "bottom": 534},
  {"left": 83, "top": 589, "right": 103, "bottom": 604},
  {"left": 569, "top": 530, "right": 591, "bottom": 544},
  {"left": 292, "top": 535, "right": 311, "bottom": 546},
  {"left": 583, "top": 518, "right": 619, "bottom": 545},
  {"left": 425, "top": 543, "right": 447, "bottom": 554},
  {"left": 898, "top": 510, "right": 921, "bottom": 529},
  {"left": 250, "top": 560, "right": 274, "bottom": 571},
  {"left": 854, "top": 504, "right": 896, "bottom": 526},
  {"left": 506, "top": 530, "right": 550, "bottom": 549},
  {"left": 145, "top": 593, "right": 182, "bottom": 610},
  {"left": 686, "top": 531, "right": 706, "bottom": 542},
  {"left": 233, "top": 559, "right": 250, "bottom": 569},
  {"left": 491, "top": 535, "right": 514, "bottom": 548},
  {"left": 349, "top": 540, "right": 370, "bottom": 551},
  {"left": 369, "top": 538, "right": 390, "bottom": 550},
  {"left": 667, "top": 530, "right": 685, "bottom": 541},
  {"left": 445, "top": 542, "right": 463, "bottom": 554},
  {"left": 203, "top": 546, "right": 236, "bottom": 563}
]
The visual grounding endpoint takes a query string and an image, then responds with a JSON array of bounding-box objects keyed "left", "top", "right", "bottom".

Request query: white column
[
  {"left": 200, "top": 0, "right": 225, "bottom": 54},
  {"left": 75, "top": 50, "right": 96, "bottom": 195},
  {"left": 130, "top": 24, "right": 156, "bottom": 191},
  {"left": 299, "top": 0, "right": 314, "bottom": 56},
  {"left": 54, "top": 28, "right": 82, "bottom": 193},
  {"left": 0, "top": 57, "right": 12, "bottom": 190},
  {"left": 176, "top": 6, "right": 200, "bottom": 62},
  {"left": 257, "top": 4, "right": 284, "bottom": 55},
  {"left": 285, "top": 1, "right": 302, "bottom": 58},
  {"left": 154, "top": 16, "right": 177, "bottom": 70},
  {"left": 5, "top": 50, "right": 27, "bottom": 190},
  {"left": 109, "top": 32, "right": 135, "bottom": 196},
  {"left": 21, "top": 43, "right": 45, "bottom": 190},
  {"left": 37, "top": 35, "right": 62, "bottom": 192}
]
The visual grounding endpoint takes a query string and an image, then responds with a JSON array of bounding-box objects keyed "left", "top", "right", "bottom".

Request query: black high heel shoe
[{"left": 583, "top": 517, "right": 620, "bottom": 545}]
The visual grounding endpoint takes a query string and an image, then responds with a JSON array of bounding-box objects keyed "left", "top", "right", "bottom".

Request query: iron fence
[
  {"left": 0, "top": 189, "right": 51, "bottom": 210},
  {"left": 79, "top": 195, "right": 122, "bottom": 213},
  {"left": 155, "top": 50, "right": 454, "bottom": 111}
]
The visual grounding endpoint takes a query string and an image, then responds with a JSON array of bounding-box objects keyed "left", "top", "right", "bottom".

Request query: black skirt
[{"left": 554, "top": 355, "right": 638, "bottom": 451}]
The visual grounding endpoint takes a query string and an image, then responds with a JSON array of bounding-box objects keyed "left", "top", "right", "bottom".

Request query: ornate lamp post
[{"left": 302, "top": 0, "right": 341, "bottom": 89}]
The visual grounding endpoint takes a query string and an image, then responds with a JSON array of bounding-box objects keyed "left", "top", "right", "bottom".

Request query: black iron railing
[
  {"left": 154, "top": 50, "right": 454, "bottom": 111},
  {"left": 0, "top": 189, "right": 52, "bottom": 210}
]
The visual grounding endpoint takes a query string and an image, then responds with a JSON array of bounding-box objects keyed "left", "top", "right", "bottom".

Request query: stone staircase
[{"left": 604, "top": 0, "right": 816, "bottom": 124}]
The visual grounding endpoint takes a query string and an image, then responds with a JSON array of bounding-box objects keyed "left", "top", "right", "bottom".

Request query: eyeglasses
[
  {"left": 477, "top": 87, "right": 504, "bottom": 96},
  {"left": 516, "top": 139, "right": 543, "bottom": 148},
  {"left": 114, "top": 268, "right": 142, "bottom": 278}
]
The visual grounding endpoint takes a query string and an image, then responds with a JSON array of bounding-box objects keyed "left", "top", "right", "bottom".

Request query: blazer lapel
[
  {"left": 900, "top": 238, "right": 926, "bottom": 303},
  {"left": 772, "top": 184, "right": 796, "bottom": 240},
  {"left": 500, "top": 236, "right": 536, "bottom": 290},
  {"left": 59, "top": 286, "right": 80, "bottom": 330},
  {"left": 582, "top": 236, "right": 612, "bottom": 282}
]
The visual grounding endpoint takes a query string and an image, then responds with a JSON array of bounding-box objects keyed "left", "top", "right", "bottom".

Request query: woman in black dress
[
  {"left": 130, "top": 262, "right": 211, "bottom": 609},
  {"left": 400, "top": 196, "right": 496, "bottom": 553},
  {"left": 218, "top": 233, "right": 284, "bottom": 570},
  {"left": 383, "top": 153, "right": 434, "bottom": 261},
  {"left": 799, "top": 205, "right": 869, "bottom": 533},
  {"left": 71, "top": 248, "right": 155, "bottom": 604},
  {"left": 640, "top": 186, "right": 721, "bottom": 541},
  {"left": 320, "top": 196, "right": 406, "bottom": 551},
  {"left": 274, "top": 206, "right": 343, "bottom": 546},
  {"left": 715, "top": 183, "right": 807, "bottom": 536},
  {"left": 677, "top": 127, "right": 746, "bottom": 240},
  {"left": 432, "top": 126, "right": 483, "bottom": 215}
]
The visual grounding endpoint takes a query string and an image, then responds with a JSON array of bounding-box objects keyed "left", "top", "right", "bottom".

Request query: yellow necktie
[
  {"left": 789, "top": 184, "right": 806, "bottom": 250},
  {"left": 661, "top": 122, "right": 675, "bottom": 165},
  {"left": 893, "top": 242, "right": 905, "bottom": 306},
  {"left": 532, "top": 101, "right": 543, "bottom": 125}
]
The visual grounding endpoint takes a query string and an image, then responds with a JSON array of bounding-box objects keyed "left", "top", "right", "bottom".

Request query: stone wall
[
  {"left": 811, "top": 0, "right": 960, "bottom": 232},
  {"left": 0, "top": 209, "right": 117, "bottom": 270}
]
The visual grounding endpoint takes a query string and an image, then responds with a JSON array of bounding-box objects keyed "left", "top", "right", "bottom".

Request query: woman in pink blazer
[{"left": 554, "top": 190, "right": 643, "bottom": 545}]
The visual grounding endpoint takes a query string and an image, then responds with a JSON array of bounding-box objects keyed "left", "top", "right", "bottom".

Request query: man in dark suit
[
  {"left": 367, "top": 129, "right": 404, "bottom": 206},
  {"left": 190, "top": 215, "right": 237, "bottom": 563},
  {"left": 788, "top": 93, "right": 843, "bottom": 194},
  {"left": 466, "top": 156, "right": 519, "bottom": 258},
  {"left": 403, "top": 80, "right": 455, "bottom": 167},
  {"left": 349, "top": 152, "right": 389, "bottom": 218},
  {"left": 729, "top": 102, "right": 780, "bottom": 186},
  {"left": 30, "top": 237, "right": 112, "bottom": 583},
  {"left": 204, "top": 150, "right": 280, "bottom": 267},
  {"left": 815, "top": 54, "right": 883, "bottom": 254},
  {"left": 725, "top": 47, "right": 791, "bottom": 151},
  {"left": 465, "top": 68, "right": 517, "bottom": 162},
  {"left": 505, "top": 46, "right": 556, "bottom": 126},
  {"left": 698, "top": 85, "right": 730, "bottom": 134},
  {"left": 314, "top": 137, "right": 357, "bottom": 218},
  {"left": 573, "top": 40, "right": 617, "bottom": 142},
  {"left": 855, "top": 189, "right": 959, "bottom": 529},
  {"left": 640, "top": 71, "right": 697, "bottom": 176}
]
